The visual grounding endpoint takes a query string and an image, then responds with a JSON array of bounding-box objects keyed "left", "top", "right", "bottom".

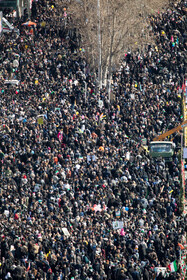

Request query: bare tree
[{"left": 61, "top": 0, "right": 170, "bottom": 88}]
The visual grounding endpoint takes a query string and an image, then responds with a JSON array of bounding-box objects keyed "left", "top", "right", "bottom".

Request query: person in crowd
[{"left": 0, "top": 0, "right": 186, "bottom": 279}]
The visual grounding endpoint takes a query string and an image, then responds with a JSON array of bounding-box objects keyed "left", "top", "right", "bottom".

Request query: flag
[
  {"left": 46, "top": 251, "right": 51, "bottom": 258},
  {"left": 178, "top": 243, "right": 185, "bottom": 250},
  {"left": 100, "top": 113, "right": 106, "bottom": 120},
  {"left": 26, "top": 261, "right": 30, "bottom": 272},
  {"left": 168, "top": 260, "right": 177, "bottom": 272}
]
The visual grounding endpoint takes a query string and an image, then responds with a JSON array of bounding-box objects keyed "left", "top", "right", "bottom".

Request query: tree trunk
[{"left": 107, "top": 12, "right": 115, "bottom": 102}]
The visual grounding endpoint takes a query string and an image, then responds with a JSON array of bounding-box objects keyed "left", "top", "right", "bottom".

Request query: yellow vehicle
[{"left": 149, "top": 120, "right": 187, "bottom": 161}]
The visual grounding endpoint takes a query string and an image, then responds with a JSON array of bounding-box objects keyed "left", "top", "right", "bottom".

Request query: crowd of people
[{"left": 0, "top": 0, "right": 186, "bottom": 279}]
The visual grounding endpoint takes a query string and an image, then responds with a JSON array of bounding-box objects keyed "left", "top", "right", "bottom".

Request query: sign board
[
  {"left": 5, "top": 80, "right": 19, "bottom": 86},
  {"left": 38, "top": 118, "right": 43, "bottom": 125},
  {"left": 37, "top": 115, "right": 44, "bottom": 125},
  {"left": 62, "top": 227, "right": 70, "bottom": 237},
  {"left": 112, "top": 221, "right": 124, "bottom": 230},
  {"left": 13, "top": 59, "right": 19, "bottom": 68},
  {"left": 4, "top": 210, "right": 9, "bottom": 217},
  {"left": 115, "top": 210, "right": 121, "bottom": 218},
  {"left": 154, "top": 267, "right": 167, "bottom": 276},
  {"left": 98, "top": 100, "right": 103, "bottom": 108}
]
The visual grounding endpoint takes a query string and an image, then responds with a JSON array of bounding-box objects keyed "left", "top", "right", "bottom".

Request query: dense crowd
[{"left": 0, "top": 0, "right": 186, "bottom": 279}]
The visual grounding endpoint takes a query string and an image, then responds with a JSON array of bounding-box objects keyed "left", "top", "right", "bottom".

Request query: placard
[{"left": 112, "top": 221, "right": 124, "bottom": 230}]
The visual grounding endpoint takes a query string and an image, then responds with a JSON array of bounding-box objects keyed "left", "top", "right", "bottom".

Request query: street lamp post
[
  {"left": 83, "top": 81, "right": 87, "bottom": 103},
  {"left": 97, "top": 0, "right": 102, "bottom": 90}
]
